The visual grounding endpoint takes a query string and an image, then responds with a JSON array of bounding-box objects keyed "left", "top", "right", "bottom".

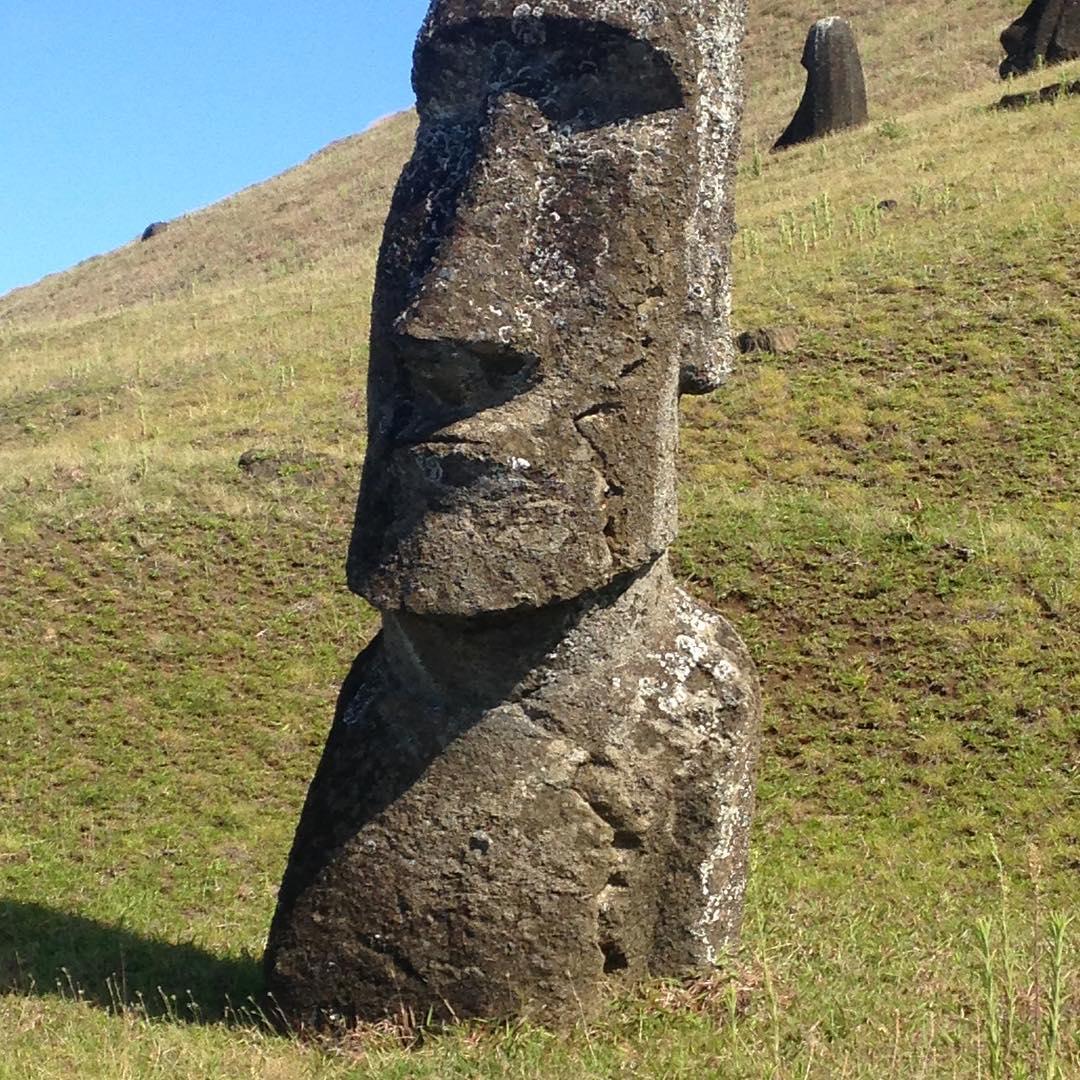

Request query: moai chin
[
  {"left": 265, "top": 0, "right": 761, "bottom": 1028},
  {"left": 773, "top": 17, "right": 869, "bottom": 151}
]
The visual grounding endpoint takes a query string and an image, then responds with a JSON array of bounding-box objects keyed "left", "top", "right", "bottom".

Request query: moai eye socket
[
  {"left": 391, "top": 340, "right": 541, "bottom": 445},
  {"left": 414, "top": 18, "right": 685, "bottom": 132},
  {"left": 531, "top": 31, "right": 685, "bottom": 131}
]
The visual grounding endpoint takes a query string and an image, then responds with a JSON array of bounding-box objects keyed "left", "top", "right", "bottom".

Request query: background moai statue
[
  {"left": 773, "top": 17, "right": 869, "bottom": 151},
  {"left": 1000, "top": 0, "right": 1080, "bottom": 78},
  {"left": 264, "top": 0, "right": 761, "bottom": 1028}
]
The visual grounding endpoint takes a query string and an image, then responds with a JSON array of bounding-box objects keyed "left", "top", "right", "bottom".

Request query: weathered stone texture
[
  {"left": 1000, "top": 0, "right": 1080, "bottom": 78},
  {"left": 773, "top": 17, "right": 869, "bottom": 151},
  {"left": 267, "top": 560, "right": 759, "bottom": 1024},
  {"left": 265, "top": 0, "right": 760, "bottom": 1029}
]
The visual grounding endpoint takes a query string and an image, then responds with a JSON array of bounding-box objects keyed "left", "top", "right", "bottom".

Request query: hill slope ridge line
[
  {"left": 0, "top": 0, "right": 1036, "bottom": 325},
  {"left": 0, "top": 113, "right": 417, "bottom": 328}
]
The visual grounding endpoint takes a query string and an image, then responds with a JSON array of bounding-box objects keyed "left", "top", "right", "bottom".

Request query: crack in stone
[
  {"left": 582, "top": 795, "right": 643, "bottom": 851},
  {"left": 600, "top": 940, "right": 629, "bottom": 974},
  {"left": 561, "top": 787, "right": 637, "bottom": 979},
  {"left": 572, "top": 402, "right": 623, "bottom": 423},
  {"left": 572, "top": 403, "right": 626, "bottom": 540}
]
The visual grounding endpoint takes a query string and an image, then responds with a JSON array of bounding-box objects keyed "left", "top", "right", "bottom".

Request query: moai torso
[{"left": 265, "top": 0, "right": 760, "bottom": 1028}]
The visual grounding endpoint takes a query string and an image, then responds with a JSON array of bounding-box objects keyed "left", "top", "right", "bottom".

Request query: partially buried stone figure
[
  {"left": 1000, "top": 0, "right": 1080, "bottom": 78},
  {"left": 773, "top": 17, "right": 869, "bottom": 151},
  {"left": 265, "top": 0, "right": 761, "bottom": 1028}
]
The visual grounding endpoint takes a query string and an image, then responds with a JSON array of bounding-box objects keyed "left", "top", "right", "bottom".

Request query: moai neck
[{"left": 380, "top": 556, "right": 678, "bottom": 710}]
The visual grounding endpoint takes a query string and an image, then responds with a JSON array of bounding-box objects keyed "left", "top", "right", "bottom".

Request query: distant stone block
[
  {"left": 737, "top": 327, "right": 798, "bottom": 355},
  {"left": 996, "top": 77, "right": 1080, "bottom": 107},
  {"left": 774, "top": 17, "right": 869, "bottom": 151},
  {"left": 140, "top": 222, "right": 169, "bottom": 242}
]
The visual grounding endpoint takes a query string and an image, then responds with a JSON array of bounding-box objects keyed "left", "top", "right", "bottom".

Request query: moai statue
[
  {"left": 1000, "top": 0, "right": 1080, "bottom": 78},
  {"left": 265, "top": 0, "right": 761, "bottom": 1029},
  {"left": 773, "top": 17, "right": 869, "bottom": 151}
]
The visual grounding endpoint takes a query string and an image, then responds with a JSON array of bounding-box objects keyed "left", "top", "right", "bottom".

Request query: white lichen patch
[
  {"left": 634, "top": 589, "right": 744, "bottom": 720},
  {"left": 692, "top": 804, "right": 742, "bottom": 963},
  {"left": 691, "top": 756, "right": 756, "bottom": 963}
]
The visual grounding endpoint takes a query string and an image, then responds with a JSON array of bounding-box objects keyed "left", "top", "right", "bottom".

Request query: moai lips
[
  {"left": 773, "top": 17, "right": 869, "bottom": 151},
  {"left": 265, "top": 0, "right": 761, "bottom": 1029}
]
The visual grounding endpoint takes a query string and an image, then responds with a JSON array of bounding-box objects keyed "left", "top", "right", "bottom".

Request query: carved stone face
[{"left": 348, "top": 1, "right": 745, "bottom": 616}]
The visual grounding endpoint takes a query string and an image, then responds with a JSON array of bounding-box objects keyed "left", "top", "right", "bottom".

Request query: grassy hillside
[
  {"left": 0, "top": 0, "right": 1023, "bottom": 327},
  {"left": 1, "top": 5, "right": 1078, "bottom": 1078},
  {"left": 743, "top": 0, "right": 1024, "bottom": 149}
]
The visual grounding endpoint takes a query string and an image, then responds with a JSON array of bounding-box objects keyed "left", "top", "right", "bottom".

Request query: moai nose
[{"left": 395, "top": 93, "right": 549, "bottom": 353}]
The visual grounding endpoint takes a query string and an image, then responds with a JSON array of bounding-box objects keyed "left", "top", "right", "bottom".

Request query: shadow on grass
[{"left": 0, "top": 900, "right": 266, "bottom": 1026}]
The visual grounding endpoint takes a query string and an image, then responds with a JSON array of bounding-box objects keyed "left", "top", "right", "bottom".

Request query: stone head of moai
[
  {"left": 772, "top": 17, "right": 868, "bottom": 152},
  {"left": 348, "top": 0, "right": 745, "bottom": 617},
  {"left": 1000, "top": 0, "right": 1080, "bottom": 78},
  {"left": 265, "top": 0, "right": 760, "bottom": 1030}
]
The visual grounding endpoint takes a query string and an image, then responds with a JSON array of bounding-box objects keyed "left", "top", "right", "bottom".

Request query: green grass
[{"left": 0, "top": 10, "right": 1078, "bottom": 1079}]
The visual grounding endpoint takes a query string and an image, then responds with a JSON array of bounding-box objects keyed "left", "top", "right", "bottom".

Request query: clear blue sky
[{"left": 0, "top": 1, "right": 432, "bottom": 297}]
